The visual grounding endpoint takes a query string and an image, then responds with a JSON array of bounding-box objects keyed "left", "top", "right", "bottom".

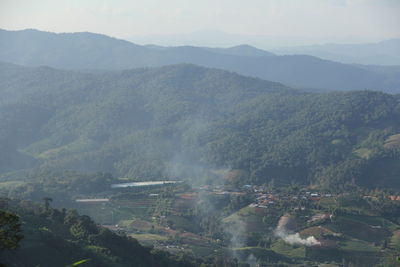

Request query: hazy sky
[{"left": 1, "top": 0, "right": 399, "bottom": 45}]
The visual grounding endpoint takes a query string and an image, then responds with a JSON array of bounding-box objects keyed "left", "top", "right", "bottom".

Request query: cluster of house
[
  {"left": 193, "top": 184, "right": 338, "bottom": 210},
  {"left": 249, "top": 193, "right": 278, "bottom": 208},
  {"left": 249, "top": 190, "right": 333, "bottom": 209},
  {"left": 388, "top": 195, "right": 400, "bottom": 201}
]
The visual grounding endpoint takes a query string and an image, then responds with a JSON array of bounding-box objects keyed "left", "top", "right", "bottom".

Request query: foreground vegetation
[{"left": 0, "top": 198, "right": 202, "bottom": 267}]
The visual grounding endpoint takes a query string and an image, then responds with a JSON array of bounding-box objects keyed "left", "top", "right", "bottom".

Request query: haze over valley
[{"left": 1, "top": 1, "right": 400, "bottom": 266}]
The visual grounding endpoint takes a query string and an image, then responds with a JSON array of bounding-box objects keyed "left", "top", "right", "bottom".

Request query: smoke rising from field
[
  {"left": 226, "top": 219, "right": 246, "bottom": 248},
  {"left": 246, "top": 253, "right": 257, "bottom": 266},
  {"left": 224, "top": 219, "right": 247, "bottom": 260},
  {"left": 275, "top": 230, "right": 320, "bottom": 246},
  {"left": 275, "top": 214, "right": 320, "bottom": 247}
]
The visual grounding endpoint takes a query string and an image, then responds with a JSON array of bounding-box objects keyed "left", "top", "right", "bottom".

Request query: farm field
[{"left": 42, "top": 181, "right": 400, "bottom": 266}]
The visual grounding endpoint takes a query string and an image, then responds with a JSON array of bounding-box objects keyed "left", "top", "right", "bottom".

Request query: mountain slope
[
  {"left": 1, "top": 29, "right": 399, "bottom": 92},
  {"left": 1, "top": 62, "right": 400, "bottom": 190},
  {"left": 0, "top": 199, "right": 193, "bottom": 267}
]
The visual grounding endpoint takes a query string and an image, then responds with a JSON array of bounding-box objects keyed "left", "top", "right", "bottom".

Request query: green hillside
[
  {"left": 0, "top": 62, "right": 400, "bottom": 190},
  {"left": 0, "top": 199, "right": 195, "bottom": 267}
]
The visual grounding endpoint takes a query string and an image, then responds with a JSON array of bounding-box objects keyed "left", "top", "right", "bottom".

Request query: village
[
  {"left": 68, "top": 178, "right": 400, "bottom": 266},
  {"left": 73, "top": 180, "right": 338, "bottom": 235}
]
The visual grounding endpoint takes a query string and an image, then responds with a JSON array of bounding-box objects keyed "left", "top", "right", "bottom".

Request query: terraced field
[{"left": 384, "top": 134, "right": 400, "bottom": 149}]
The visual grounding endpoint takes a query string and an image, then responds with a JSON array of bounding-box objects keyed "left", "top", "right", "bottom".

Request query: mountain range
[{"left": 1, "top": 29, "right": 399, "bottom": 93}]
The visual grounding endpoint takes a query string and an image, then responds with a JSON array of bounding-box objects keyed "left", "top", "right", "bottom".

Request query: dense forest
[{"left": 1, "top": 62, "right": 400, "bottom": 192}]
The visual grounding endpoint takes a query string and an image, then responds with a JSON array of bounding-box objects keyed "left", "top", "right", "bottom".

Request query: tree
[
  {"left": 0, "top": 210, "right": 23, "bottom": 250},
  {"left": 42, "top": 197, "right": 53, "bottom": 211}
]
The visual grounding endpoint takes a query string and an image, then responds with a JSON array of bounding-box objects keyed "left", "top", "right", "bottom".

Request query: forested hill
[
  {"left": 1, "top": 62, "right": 400, "bottom": 190},
  {"left": 0, "top": 199, "right": 194, "bottom": 267},
  {"left": 0, "top": 62, "right": 297, "bottom": 177},
  {"left": 1, "top": 29, "right": 399, "bottom": 93},
  {"left": 0, "top": 64, "right": 400, "bottom": 192}
]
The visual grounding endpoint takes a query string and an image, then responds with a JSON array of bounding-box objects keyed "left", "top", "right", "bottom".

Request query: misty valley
[{"left": 1, "top": 28, "right": 400, "bottom": 267}]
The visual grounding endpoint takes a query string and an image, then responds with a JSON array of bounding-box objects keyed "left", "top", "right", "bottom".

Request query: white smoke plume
[
  {"left": 246, "top": 253, "right": 257, "bottom": 266},
  {"left": 275, "top": 230, "right": 321, "bottom": 246},
  {"left": 275, "top": 214, "right": 320, "bottom": 246}
]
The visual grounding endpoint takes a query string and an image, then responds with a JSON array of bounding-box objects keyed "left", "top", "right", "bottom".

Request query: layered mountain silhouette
[{"left": 1, "top": 29, "right": 399, "bottom": 93}]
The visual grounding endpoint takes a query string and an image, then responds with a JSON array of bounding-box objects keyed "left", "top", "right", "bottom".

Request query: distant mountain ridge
[
  {"left": 203, "top": 44, "right": 275, "bottom": 57},
  {"left": 274, "top": 39, "right": 400, "bottom": 66},
  {"left": 1, "top": 29, "right": 399, "bottom": 93}
]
